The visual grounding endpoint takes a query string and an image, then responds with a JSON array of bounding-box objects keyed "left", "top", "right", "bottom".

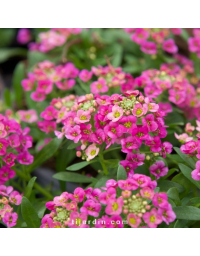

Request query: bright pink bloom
[
  {"left": 152, "top": 192, "right": 169, "bottom": 209},
  {"left": 80, "top": 199, "right": 101, "bottom": 217},
  {"left": 65, "top": 125, "right": 82, "bottom": 143},
  {"left": 118, "top": 179, "right": 138, "bottom": 190},
  {"left": 79, "top": 69, "right": 93, "bottom": 82},
  {"left": 132, "top": 103, "right": 148, "bottom": 117},
  {"left": 91, "top": 78, "right": 108, "bottom": 94},
  {"left": 119, "top": 115, "right": 137, "bottom": 133},
  {"left": 107, "top": 105, "right": 124, "bottom": 122},
  {"left": 85, "top": 144, "right": 99, "bottom": 160},
  {"left": 68, "top": 212, "right": 88, "bottom": 228},
  {"left": 40, "top": 106, "right": 58, "bottom": 120},
  {"left": 17, "top": 110, "right": 38, "bottom": 123},
  {"left": 105, "top": 197, "right": 124, "bottom": 215},
  {"left": 143, "top": 208, "right": 162, "bottom": 228},
  {"left": 70, "top": 187, "right": 85, "bottom": 202},
  {"left": 121, "top": 136, "right": 141, "bottom": 153},
  {"left": 141, "top": 41, "right": 157, "bottom": 55},
  {"left": 0, "top": 166, "right": 15, "bottom": 183},
  {"left": 31, "top": 90, "right": 46, "bottom": 102},
  {"left": 17, "top": 151, "right": 34, "bottom": 165},
  {"left": 37, "top": 121, "right": 57, "bottom": 134},
  {"left": 140, "top": 187, "right": 154, "bottom": 200},
  {"left": 174, "top": 133, "right": 193, "bottom": 143},
  {"left": 191, "top": 161, "right": 200, "bottom": 181},
  {"left": 104, "top": 122, "right": 124, "bottom": 139},
  {"left": 99, "top": 187, "right": 116, "bottom": 204},
  {"left": 188, "top": 37, "right": 200, "bottom": 52},
  {"left": 0, "top": 138, "right": 9, "bottom": 155},
  {"left": 3, "top": 153, "right": 16, "bottom": 167},
  {"left": 17, "top": 28, "right": 31, "bottom": 44},
  {"left": 161, "top": 142, "right": 173, "bottom": 158},
  {"left": 74, "top": 109, "right": 91, "bottom": 124},
  {"left": 158, "top": 204, "right": 176, "bottom": 225},
  {"left": 149, "top": 161, "right": 168, "bottom": 179},
  {"left": 127, "top": 213, "right": 141, "bottom": 228},
  {"left": 142, "top": 114, "right": 158, "bottom": 132},
  {"left": 108, "top": 215, "right": 124, "bottom": 228},
  {"left": 162, "top": 39, "right": 178, "bottom": 54},
  {"left": 9, "top": 191, "right": 22, "bottom": 205},
  {"left": 144, "top": 97, "right": 159, "bottom": 112},
  {"left": 131, "top": 28, "right": 149, "bottom": 45},
  {"left": 3, "top": 212, "right": 18, "bottom": 227},
  {"left": 158, "top": 102, "right": 173, "bottom": 113}
]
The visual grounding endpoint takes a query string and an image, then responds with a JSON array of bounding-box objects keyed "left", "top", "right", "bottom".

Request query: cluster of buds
[
  {"left": 28, "top": 28, "right": 82, "bottom": 52},
  {"left": 21, "top": 60, "right": 79, "bottom": 102},
  {"left": 41, "top": 174, "right": 176, "bottom": 228},
  {"left": 0, "top": 114, "right": 34, "bottom": 185},
  {"left": 79, "top": 65, "right": 135, "bottom": 94},
  {"left": 134, "top": 63, "right": 200, "bottom": 120},
  {"left": 124, "top": 28, "right": 181, "bottom": 55},
  {"left": 0, "top": 185, "right": 22, "bottom": 227}
]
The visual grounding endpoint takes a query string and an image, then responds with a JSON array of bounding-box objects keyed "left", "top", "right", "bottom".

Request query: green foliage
[{"left": 53, "top": 172, "right": 96, "bottom": 183}]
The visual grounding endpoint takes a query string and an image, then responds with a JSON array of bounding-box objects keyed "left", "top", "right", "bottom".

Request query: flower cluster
[
  {"left": 29, "top": 28, "right": 81, "bottom": 52},
  {"left": 79, "top": 65, "right": 135, "bottom": 94},
  {"left": 38, "top": 90, "right": 172, "bottom": 177},
  {"left": 0, "top": 114, "right": 34, "bottom": 185},
  {"left": 188, "top": 29, "right": 200, "bottom": 58},
  {"left": 134, "top": 63, "right": 200, "bottom": 120},
  {"left": 0, "top": 185, "right": 22, "bottom": 227},
  {"left": 21, "top": 60, "right": 79, "bottom": 102},
  {"left": 17, "top": 110, "right": 38, "bottom": 123},
  {"left": 124, "top": 28, "right": 181, "bottom": 55},
  {"left": 41, "top": 175, "right": 176, "bottom": 228}
]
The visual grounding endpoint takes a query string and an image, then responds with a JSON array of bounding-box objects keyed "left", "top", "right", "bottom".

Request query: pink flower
[
  {"left": 3, "top": 212, "right": 18, "bottom": 227},
  {"left": 85, "top": 144, "right": 99, "bottom": 160},
  {"left": 162, "top": 39, "right": 178, "bottom": 54},
  {"left": 119, "top": 115, "right": 137, "bottom": 133},
  {"left": 158, "top": 102, "right": 173, "bottom": 113},
  {"left": 37, "top": 120, "right": 56, "bottom": 134},
  {"left": 107, "top": 105, "right": 124, "bottom": 122},
  {"left": 17, "top": 110, "right": 38, "bottom": 123},
  {"left": 140, "top": 187, "right": 154, "bottom": 200},
  {"left": 131, "top": 28, "right": 149, "bottom": 45},
  {"left": 40, "top": 106, "right": 58, "bottom": 120},
  {"left": 188, "top": 37, "right": 200, "bottom": 52},
  {"left": 70, "top": 187, "right": 85, "bottom": 202},
  {"left": 17, "top": 28, "right": 31, "bottom": 44},
  {"left": 185, "top": 123, "right": 195, "bottom": 132},
  {"left": 0, "top": 138, "right": 9, "bottom": 155},
  {"left": 9, "top": 191, "right": 22, "bottom": 205},
  {"left": 141, "top": 41, "right": 157, "bottom": 55},
  {"left": 196, "top": 120, "right": 200, "bottom": 132},
  {"left": 108, "top": 215, "right": 124, "bottom": 228},
  {"left": 0, "top": 123, "right": 7, "bottom": 138},
  {"left": 144, "top": 97, "right": 159, "bottom": 112},
  {"left": 127, "top": 213, "right": 141, "bottom": 228},
  {"left": 104, "top": 122, "right": 124, "bottom": 139},
  {"left": 158, "top": 204, "right": 176, "bottom": 225},
  {"left": 65, "top": 125, "right": 82, "bottom": 143},
  {"left": 121, "top": 136, "right": 141, "bottom": 153},
  {"left": 132, "top": 103, "right": 147, "bottom": 117},
  {"left": 55, "top": 79, "right": 75, "bottom": 90},
  {"left": 99, "top": 187, "right": 116, "bottom": 204},
  {"left": 142, "top": 114, "right": 158, "bottom": 132},
  {"left": 87, "top": 188, "right": 101, "bottom": 202},
  {"left": 180, "top": 140, "right": 198, "bottom": 155},
  {"left": 79, "top": 69, "right": 93, "bottom": 82},
  {"left": 143, "top": 208, "right": 162, "bottom": 228},
  {"left": 0, "top": 166, "right": 15, "bottom": 183},
  {"left": 105, "top": 197, "right": 124, "bottom": 215},
  {"left": 127, "top": 153, "right": 145, "bottom": 166},
  {"left": 91, "top": 78, "right": 108, "bottom": 94},
  {"left": 3, "top": 153, "right": 16, "bottom": 167},
  {"left": 191, "top": 161, "right": 200, "bottom": 181},
  {"left": 74, "top": 110, "right": 91, "bottom": 124},
  {"left": 132, "top": 174, "right": 152, "bottom": 188},
  {"left": 31, "top": 90, "right": 46, "bottom": 102},
  {"left": 21, "top": 76, "right": 35, "bottom": 91},
  {"left": 174, "top": 133, "right": 193, "bottom": 143},
  {"left": 68, "top": 212, "right": 88, "bottom": 228},
  {"left": 17, "top": 151, "right": 34, "bottom": 165},
  {"left": 80, "top": 199, "right": 101, "bottom": 217},
  {"left": 152, "top": 192, "right": 169, "bottom": 209},
  {"left": 120, "top": 160, "right": 137, "bottom": 175},
  {"left": 118, "top": 179, "right": 138, "bottom": 190},
  {"left": 145, "top": 135, "right": 162, "bottom": 152},
  {"left": 149, "top": 161, "right": 168, "bottom": 179},
  {"left": 161, "top": 142, "right": 173, "bottom": 158}
]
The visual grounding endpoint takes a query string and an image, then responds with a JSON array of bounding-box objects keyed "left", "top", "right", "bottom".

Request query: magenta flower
[
  {"left": 68, "top": 212, "right": 88, "bottom": 228},
  {"left": 108, "top": 215, "right": 124, "bottom": 228},
  {"left": 120, "top": 160, "right": 137, "bottom": 175},
  {"left": 105, "top": 197, "right": 124, "bottom": 215},
  {"left": 99, "top": 187, "right": 116, "bottom": 204},
  {"left": 152, "top": 192, "right": 169, "bottom": 209},
  {"left": 17, "top": 110, "right": 38, "bottom": 123},
  {"left": 180, "top": 140, "right": 198, "bottom": 155},
  {"left": 149, "top": 161, "right": 168, "bottom": 179},
  {"left": 121, "top": 136, "right": 141, "bottom": 153},
  {"left": 158, "top": 204, "right": 176, "bottom": 225},
  {"left": 17, "top": 151, "right": 34, "bottom": 165},
  {"left": 132, "top": 174, "right": 152, "bottom": 188},
  {"left": 161, "top": 142, "right": 173, "bottom": 158},
  {"left": 188, "top": 37, "right": 200, "bottom": 52},
  {"left": 8, "top": 134, "right": 20, "bottom": 148},
  {"left": 132, "top": 103, "right": 148, "bottom": 117},
  {"left": 85, "top": 144, "right": 99, "bottom": 160},
  {"left": 118, "top": 179, "right": 138, "bottom": 190},
  {"left": 74, "top": 109, "right": 91, "bottom": 124},
  {"left": 80, "top": 199, "right": 101, "bottom": 217},
  {"left": 120, "top": 115, "right": 137, "bottom": 133},
  {"left": 3, "top": 212, "right": 18, "bottom": 228},
  {"left": 65, "top": 125, "right": 82, "bottom": 143},
  {"left": 107, "top": 105, "right": 124, "bottom": 122},
  {"left": 91, "top": 78, "right": 108, "bottom": 94},
  {"left": 70, "top": 187, "right": 85, "bottom": 202},
  {"left": 79, "top": 69, "right": 92, "bottom": 82},
  {"left": 127, "top": 213, "right": 141, "bottom": 228},
  {"left": 17, "top": 28, "right": 31, "bottom": 44},
  {"left": 0, "top": 166, "right": 15, "bottom": 183},
  {"left": 38, "top": 120, "right": 57, "bottom": 134},
  {"left": 31, "top": 90, "right": 46, "bottom": 102},
  {"left": 145, "top": 135, "right": 162, "bottom": 152},
  {"left": 140, "top": 187, "right": 154, "bottom": 200},
  {"left": 143, "top": 208, "right": 162, "bottom": 228},
  {"left": 158, "top": 102, "right": 173, "bottom": 113},
  {"left": 142, "top": 114, "right": 158, "bottom": 132},
  {"left": 104, "top": 122, "right": 124, "bottom": 139},
  {"left": 127, "top": 153, "right": 145, "bottom": 166},
  {"left": 40, "top": 106, "right": 58, "bottom": 120},
  {"left": 131, "top": 28, "right": 149, "bottom": 45},
  {"left": 3, "top": 153, "right": 16, "bottom": 167},
  {"left": 0, "top": 138, "right": 9, "bottom": 155},
  {"left": 141, "top": 41, "right": 157, "bottom": 55},
  {"left": 191, "top": 161, "right": 200, "bottom": 181},
  {"left": 9, "top": 191, "right": 22, "bottom": 205},
  {"left": 144, "top": 97, "right": 159, "bottom": 112},
  {"left": 162, "top": 39, "right": 178, "bottom": 54}
]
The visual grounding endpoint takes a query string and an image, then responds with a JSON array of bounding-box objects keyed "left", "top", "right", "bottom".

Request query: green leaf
[
  {"left": 21, "top": 197, "right": 41, "bottom": 228},
  {"left": 112, "top": 44, "right": 123, "bottom": 67},
  {"left": 27, "top": 137, "right": 63, "bottom": 173},
  {"left": 4, "top": 88, "right": 11, "bottom": 107},
  {"left": 24, "top": 177, "right": 37, "bottom": 199},
  {"left": 53, "top": 172, "right": 96, "bottom": 183},
  {"left": 32, "top": 200, "right": 47, "bottom": 218},
  {"left": 66, "top": 160, "right": 97, "bottom": 171},
  {"left": 174, "top": 147, "right": 196, "bottom": 169},
  {"left": 174, "top": 219, "right": 188, "bottom": 228},
  {"left": 67, "top": 141, "right": 82, "bottom": 149},
  {"left": 157, "top": 180, "right": 185, "bottom": 193},
  {"left": 173, "top": 206, "right": 200, "bottom": 220},
  {"left": 0, "top": 48, "right": 27, "bottom": 63},
  {"left": 117, "top": 164, "right": 127, "bottom": 181},
  {"left": 94, "top": 177, "right": 110, "bottom": 189},
  {"left": 12, "top": 62, "right": 25, "bottom": 108},
  {"left": 104, "top": 159, "right": 119, "bottom": 169},
  {"left": 165, "top": 111, "right": 184, "bottom": 126},
  {"left": 178, "top": 163, "right": 200, "bottom": 189},
  {"left": 190, "top": 197, "right": 200, "bottom": 204},
  {"left": 181, "top": 28, "right": 189, "bottom": 41},
  {"left": 167, "top": 187, "right": 180, "bottom": 202}
]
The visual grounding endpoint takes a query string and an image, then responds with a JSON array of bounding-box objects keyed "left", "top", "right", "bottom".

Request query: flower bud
[
  {"left": 146, "top": 155, "right": 151, "bottom": 160},
  {"left": 76, "top": 151, "right": 82, "bottom": 157}
]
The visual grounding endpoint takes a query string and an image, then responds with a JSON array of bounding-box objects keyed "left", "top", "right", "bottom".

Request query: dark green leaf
[
  {"left": 66, "top": 160, "right": 97, "bottom": 171},
  {"left": 0, "top": 48, "right": 27, "bottom": 63},
  {"left": 173, "top": 206, "right": 200, "bottom": 220},
  {"left": 157, "top": 180, "right": 185, "bottom": 193},
  {"left": 190, "top": 197, "right": 200, "bottom": 204},
  {"left": 4, "top": 88, "right": 11, "bottom": 107},
  {"left": 12, "top": 62, "right": 25, "bottom": 108},
  {"left": 94, "top": 177, "right": 110, "bottom": 189},
  {"left": 53, "top": 172, "right": 96, "bottom": 183},
  {"left": 21, "top": 197, "right": 41, "bottom": 228},
  {"left": 104, "top": 159, "right": 119, "bottom": 169},
  {"left": 178, "top": 163, "right": 200, "bottom": 189},
  {"left": 24, "top": 177, "right": 37, "bottom": 199},
  {"left": 117, "top": 164, "right": 127, "bottom": 181},
  {"left": 67, "top": 141, "right": 82, "bottom": 149},
  {"left": 167, "top": 187, "right": 180, "bottom": 202},
  {"left": 174, "top": 147, "right": 196, "bottom": 169},
  {"left": 27, "top": 138, "right": 63, "bottom": 173}
]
